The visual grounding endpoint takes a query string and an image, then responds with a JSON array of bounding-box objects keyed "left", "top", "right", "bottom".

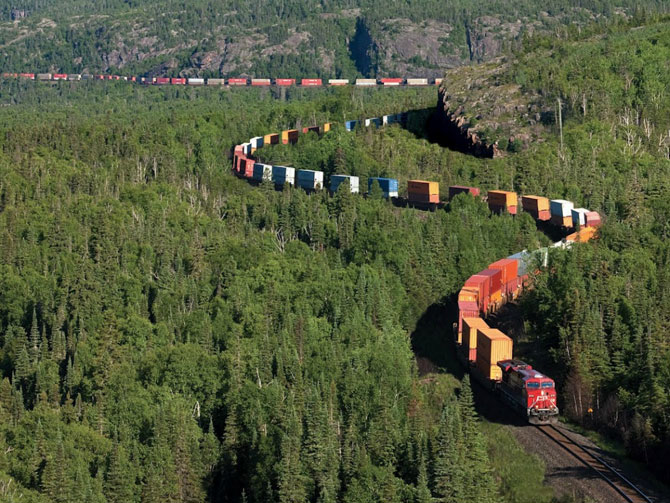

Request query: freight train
[
  {"left": 231, "top": 114, "right": 601, "bottom": 425},
  {"left": 0, "top": 72, "right": 443, "bottom": 87}
]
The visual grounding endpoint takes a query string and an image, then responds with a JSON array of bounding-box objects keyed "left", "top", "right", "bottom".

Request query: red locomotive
[{"left": 498, "top": 360, "right": 559, "bottom": 425}]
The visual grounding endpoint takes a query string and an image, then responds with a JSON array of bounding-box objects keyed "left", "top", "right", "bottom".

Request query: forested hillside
[{"left": 0, "top": 0, "right": 668, "bottom": 78}]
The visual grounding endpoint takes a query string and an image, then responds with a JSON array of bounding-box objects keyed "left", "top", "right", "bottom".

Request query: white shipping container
[
  {"left": 328, "top": 79, "right": 349, "bottom": 85},
  {"left": 250, "top": 136, "right": 264, "bottom": 149},
  {"left": 188, "top": 78, "right": 205, "bottom": 85},
  {"left": 331, "top": 175, "right": 360, "bottom": 194},
  {"left": 355, "top": 79, "right": 377, "bottom": 86},
  {"left": 571, "top": 208, "right": 589, "bottom": 226},
  {"left": 407, "top": 78, "right": 429, "bottom": 86},
  {"left": 550, "top": 199, "right": 574, "bottom": 217},
  {"left": 242, "top": 142, "right": 252, "bottom": 155}
]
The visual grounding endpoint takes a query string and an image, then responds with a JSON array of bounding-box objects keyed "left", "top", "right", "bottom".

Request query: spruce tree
[{"left": 105, "top": 443, "right": 136, "bottom": 503}]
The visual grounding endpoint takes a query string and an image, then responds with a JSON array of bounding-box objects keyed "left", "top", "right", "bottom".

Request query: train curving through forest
[
  {"left": 231, "top": 114, "right": 601, "bottom": 425},
  {"left": 0, "top": 72, "right": 443, "bottom": 87}
]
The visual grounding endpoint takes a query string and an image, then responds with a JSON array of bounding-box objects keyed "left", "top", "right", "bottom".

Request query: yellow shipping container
[
  {"left": 487, "top": 190, "right": 518, "bottom": 207},
  {"left": 322, "top": 123, "right": 332, "bottom": 132},
  {"left": 458, "top": 287, "right": 479, "bottom": 304},
  {"left": 476, "top": 328, "right": 513, "bottom": 366},
  {"left": 521, "top": 195, "right": 549, "bottom": 212},
  {"left": 462, "top": 318, "right": 489, "bottom": 352},
  {"left": 407, "top": 180, "right": 439, "bottom": 196},
  {"left": 476, "top": 360, "right": 503, "bottom": 381},
  {"left": 489, "top": 290, "right": 503, "bottom": 310}
]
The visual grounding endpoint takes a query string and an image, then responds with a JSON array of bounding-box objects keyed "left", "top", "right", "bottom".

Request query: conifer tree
[{"left": 105, "top": 443, "right": 136, "bottom": 503}]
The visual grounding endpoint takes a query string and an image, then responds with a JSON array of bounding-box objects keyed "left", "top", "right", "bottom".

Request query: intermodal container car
[
  {"left": 251, "top": 78, "right": 271, "bottom": 86},
  {"left": 355, "top": 79, "right": 377, "bottom": 86},
  {"left": 263, "top": 133, "right": 280, "bottom": 145},
  {"left": 488, "top": 190, "right": 518, "bottom": 214},
  {"left": 368, "top": 177, "right": 399, "bottom": 198},
  {"left": 272, "top": 166, "right": 295, "bottom": 186},
  {"left": 67, "top": 74, "right": 81, "bottom": 81},
  {"left": 155, "top": 77, "right": 170, "bottom": 85},
  {"left": 381, "top": 78, "right": 403, "bottom": 86},
  {"left": 252, "top": 163, "right": 273, "bottom": 182},
  {"left": 53, "top": 73, "right": 68, "bottom": 80},
  {"left": 328, "top": 79, "right": 349, "bottom": 86},
  {"left": 276, "top": 78, "right": 296, "bottom": 86},
  {"left": 171, "top": 78, "right": 186, "bottom": 85},
  {"left": 457, "top": 301, "right": 480, "bottom": 338},
  {"left": 448, "top": 185, "right": 480, "bottom": 200},
  {"left": 407, "top": 180, "right": 439, "bottom": 204},
  {"left": 19, "top": 73, "right": 35, "bottom": 79},
  {"left": 296, "top": 169, "right": 324, "bottom": 190},
  {"left": 281, "top": 129, "right": 299, "bottom": 145},
  {"left": 476, "top": 328, "right": 513, "bottom": 381},
  {"left": 38, "top": 73, "right": 52, "bottom": 80},
  {"left": 301, "top": 78, "right": 322, "bottom": 86},
  {"left": 407, "top": 78, "right": 428, "bottom": 86},
  {"left": 461, "top": 317, "right": 489, "bottom": 362},
  {"left": 228, "top": 78, "right": 248, "bottom": 86},
  {"left": 188, "top": 78, "right": 205, "bottom": 85},
  {"left": 207, "top": 78, "right": 225, "bottom": 85},
  {"left": 330, "top": 175, "right": 360, "bottom": 194}
]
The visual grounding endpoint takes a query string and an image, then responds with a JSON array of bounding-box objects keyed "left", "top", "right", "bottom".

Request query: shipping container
[
  {"left": 571, "top": 208, "right": 589, "bottom": 227},
  {"left": 281, "top": 129, "right": 299, "bottom": 145},
  {"left": 535, "top": 210, "right": 551, "bottom": 221},
  {"left": 228, "top": 78, "right": 248, "bottom": 86},
  {"left": 250, "top": 136, "right": 264, "bottom": 150},
  {"left": 479, "top": 268, "right": 503, "bottom": 299},
  {"left": 328, "top": 79, "right": 349, "bottom": 86},
  {"left": 188, "top": 78, "right": 205, "bottom": 85},
  {"left": 130, "top": 76, "right": 137, "bottom": 82},
  {"left": 407, "top": 180, "right": 440, "bottom": 204},
  {"left": 464, "top": 275, "right": 489, "bottom": 312},
  {"left": 19, "top": 73, "right": 35, "bottom": 79},
  {"left": 37, "top": 73, "right": 52, "bottom": 81},
  {"left": 462, "top": 317, "right": 489, "bottom": 362},
  {"left": 252, "top": 163, "right": 273, "bottom": 182},
  {"left": 565, "top": 226, "right": 597, "bottom": 243},
  {"left": 330, "top": 175, "right": 360, "bottom": 194},
  {"left": 434, "top": 78, "right": 443, "bottom": 85},
  {"left": 296, "top": 169, "right": 324, "bottom": 190},
  {"left": 272, "top": 166, "right": 295, "bottom": 186},
  {"left": 239, "top": 157, "right": 255, "bottom": 178},
  {"left": 276, "top": 78, "right": 296, "bottom": 86},
  {"left": 302, "top": 126, "right": 320, "bottom": 134},
  {"left": 241, "top": 142, "right": 252, "bottom": 155},
  {"left": 251, "top": 78, "right": 271, "bottom": 86},
  {"left": 155, "top": 77, "right": 170, "bottom": 85},
  {"left": 477, "top": 361, "right": 504, "bottom": 381},
  {"left": 67, "top": 74, "right": 81, "bottom": 81},
  {"left": 345, "top": 120, "right": 359, "bottom": 131},
  {"left": 585, "top": 211, "right": 601, "bottom": 227},
  {"left": 382, "top": 114, "right": 396, "bottom": 125},
  {"left": 207, "top": 78, "right": 225, "bottom": 85},
  {"left": 322, "top": 123, "right": 332, "bottom": 133},
  {"left": 550, "top": 215, "right": 573, "bottom": 228},
  {"left": 488, "top": 190, "right": 518, "bottom": 214},
  {"left": 52, "top": 73, "right": 67, "bottom": 80},
  {"left": 365, "top": 118, "right": 382, "bottom": 127},
  {"left": 448, "top": 185, "right": 480, "bottom": 200},
  {"left": 477, "top": 328, "right": 513, "bottom": 371},
  {"left": 521, "top": 195, "right": 549, "bottom": 212},
  {"left": 301, "top": 78, "right": 322, "bottom": 86},
  {"left": 381, "top": 78, "right": 403, "bottom": 86},
  {"left": 407, "top": 78, "right": 429, "bottom": 86},
  {"left": 171, "top": 78, "right": 186, "bottom": 85},
  {"left": 550, "top": 199, "right": 574, "bottom": 217},
  {"left": 264, "top": 133, "right": 280, "bottom": 145},
  {"left": 355, "top": 78, "right": 377, "bottom": 86},
  {"left": 458, "top": 287, "right": 479, "bottom": 305},
  {"left": 457, "top": 302, "right": 480, "bottom": 342},
  {"left": 368, "top": 177, "right": 399, "bottom": 198},
  {"left": 488, "top": 258, "right": 518, "bottom": 288}
]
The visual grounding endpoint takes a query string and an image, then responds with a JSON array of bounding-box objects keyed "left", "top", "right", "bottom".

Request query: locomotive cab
[{"left": 498, "top": 360, "right": 559, "bottom": 424}]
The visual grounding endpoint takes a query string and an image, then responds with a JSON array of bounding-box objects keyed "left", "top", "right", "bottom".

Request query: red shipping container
[
  {"left": 505, "top": 278, "right": 520, "bottom": 298},
  {"left": 301, "top": 78, "right": 323, "bottom": 86},
  {"left": 537, "top": 210, "right": 551, "bottom": 221},
  {"left": 479, "top": 269, "right": 503, "bottom": 297},
  {"left": 171, "top": 78, "right": 186, "bottom": 85},
  {"left": 228, "top": 78, "right": 248, "bottom": 86},
  {"left": 381, "top": 78, "right": 403, "bottom": 85},
  {"left": 240, "top": 157, "right": 254, "bottom": 178},
  {"left": 464, "top": 275, "right": 490, "bottom": 313},
  {"left": 251, "top": 79, "right": 271, "bottom": 86},
  {"left": 53, "top": 73, "right": 68, "bottom": 80},
  {"left": 448, "top": 185, "right": 480, "bottom": 200},
  {"left": 20, "top": 73, "right": 35, "bottom": 79},
  {"left": 302, "top": 126, "right": 320, "bottom": 134},
  {"left": 488, "top": 258, "right": 518, "bottom": 286},
  {"left": 585, "top": 211, "right": 601, "bottom": 227},
  {"left": 276, "top": 78, "right": 296, "bottom": 86},
  {"left": 489, "top": 204, "right": 518, "bottom": 215},
  {"left": 457, "top": 300, "right": 479, "bottom": 335},
  {"left": 131, "top": 76, "right": 137, "bottom": 82},
  {"left": 155, "top": 77, "right": 170, "bottom": 85}
]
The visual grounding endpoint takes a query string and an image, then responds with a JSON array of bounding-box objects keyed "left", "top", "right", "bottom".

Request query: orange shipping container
[
  {"left": 462, "top": 318, "right": 489, "bottom": 361},
  {"left": 264, "top": 133, "right": 280, "bottom": 145},
  {"left": 477, "top": 328, "right": 513, "bottom": 366},
  {"left": 550, "top": 214, "right": 573, "bottom": 228},
  {"left": 488, "top": 258, "right": 518, "bottom": 286},
  {"left": 458, "top": 287, "right": 478, "bottom": 305},
  {"left": 521, "top": 195, "right": 549, "bottom": 212},
  {"left": 407, "top": 180, "right": 439, "bottom": 204},
  {"left": 487, "top": 190, "right": 518, "bottom": 207},
  {"left": 281, "top": 129, "right": 299, "bottom": 144}
]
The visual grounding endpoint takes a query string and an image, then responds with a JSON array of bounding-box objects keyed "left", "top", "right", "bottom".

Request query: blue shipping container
[
  {"left": 252, "top": 163, "right": 272, "bottom": 182},
  {"left": 368, "top": 177, "right": 399, "bottom": 198},
  {"left": 272, "top": 166, "right": 295, "bottom": 186},
  {"left": 297, "top": 169, "right": 324, "bottom": 190},
  {"left": 330, "top": 175, "right": 360, "bottom": 193},
  {"left": 345, "top": 120, "right": 358, "bottom": 132}
]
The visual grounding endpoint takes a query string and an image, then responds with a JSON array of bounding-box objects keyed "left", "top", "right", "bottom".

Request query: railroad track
[{"left": 536, "top": 424, "right": 654, "bottom": 503}]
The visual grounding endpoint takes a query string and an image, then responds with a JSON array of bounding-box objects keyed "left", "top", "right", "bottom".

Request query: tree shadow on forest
[{"left": 410, "top": 295, "right": 527, "bottom": 427}]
